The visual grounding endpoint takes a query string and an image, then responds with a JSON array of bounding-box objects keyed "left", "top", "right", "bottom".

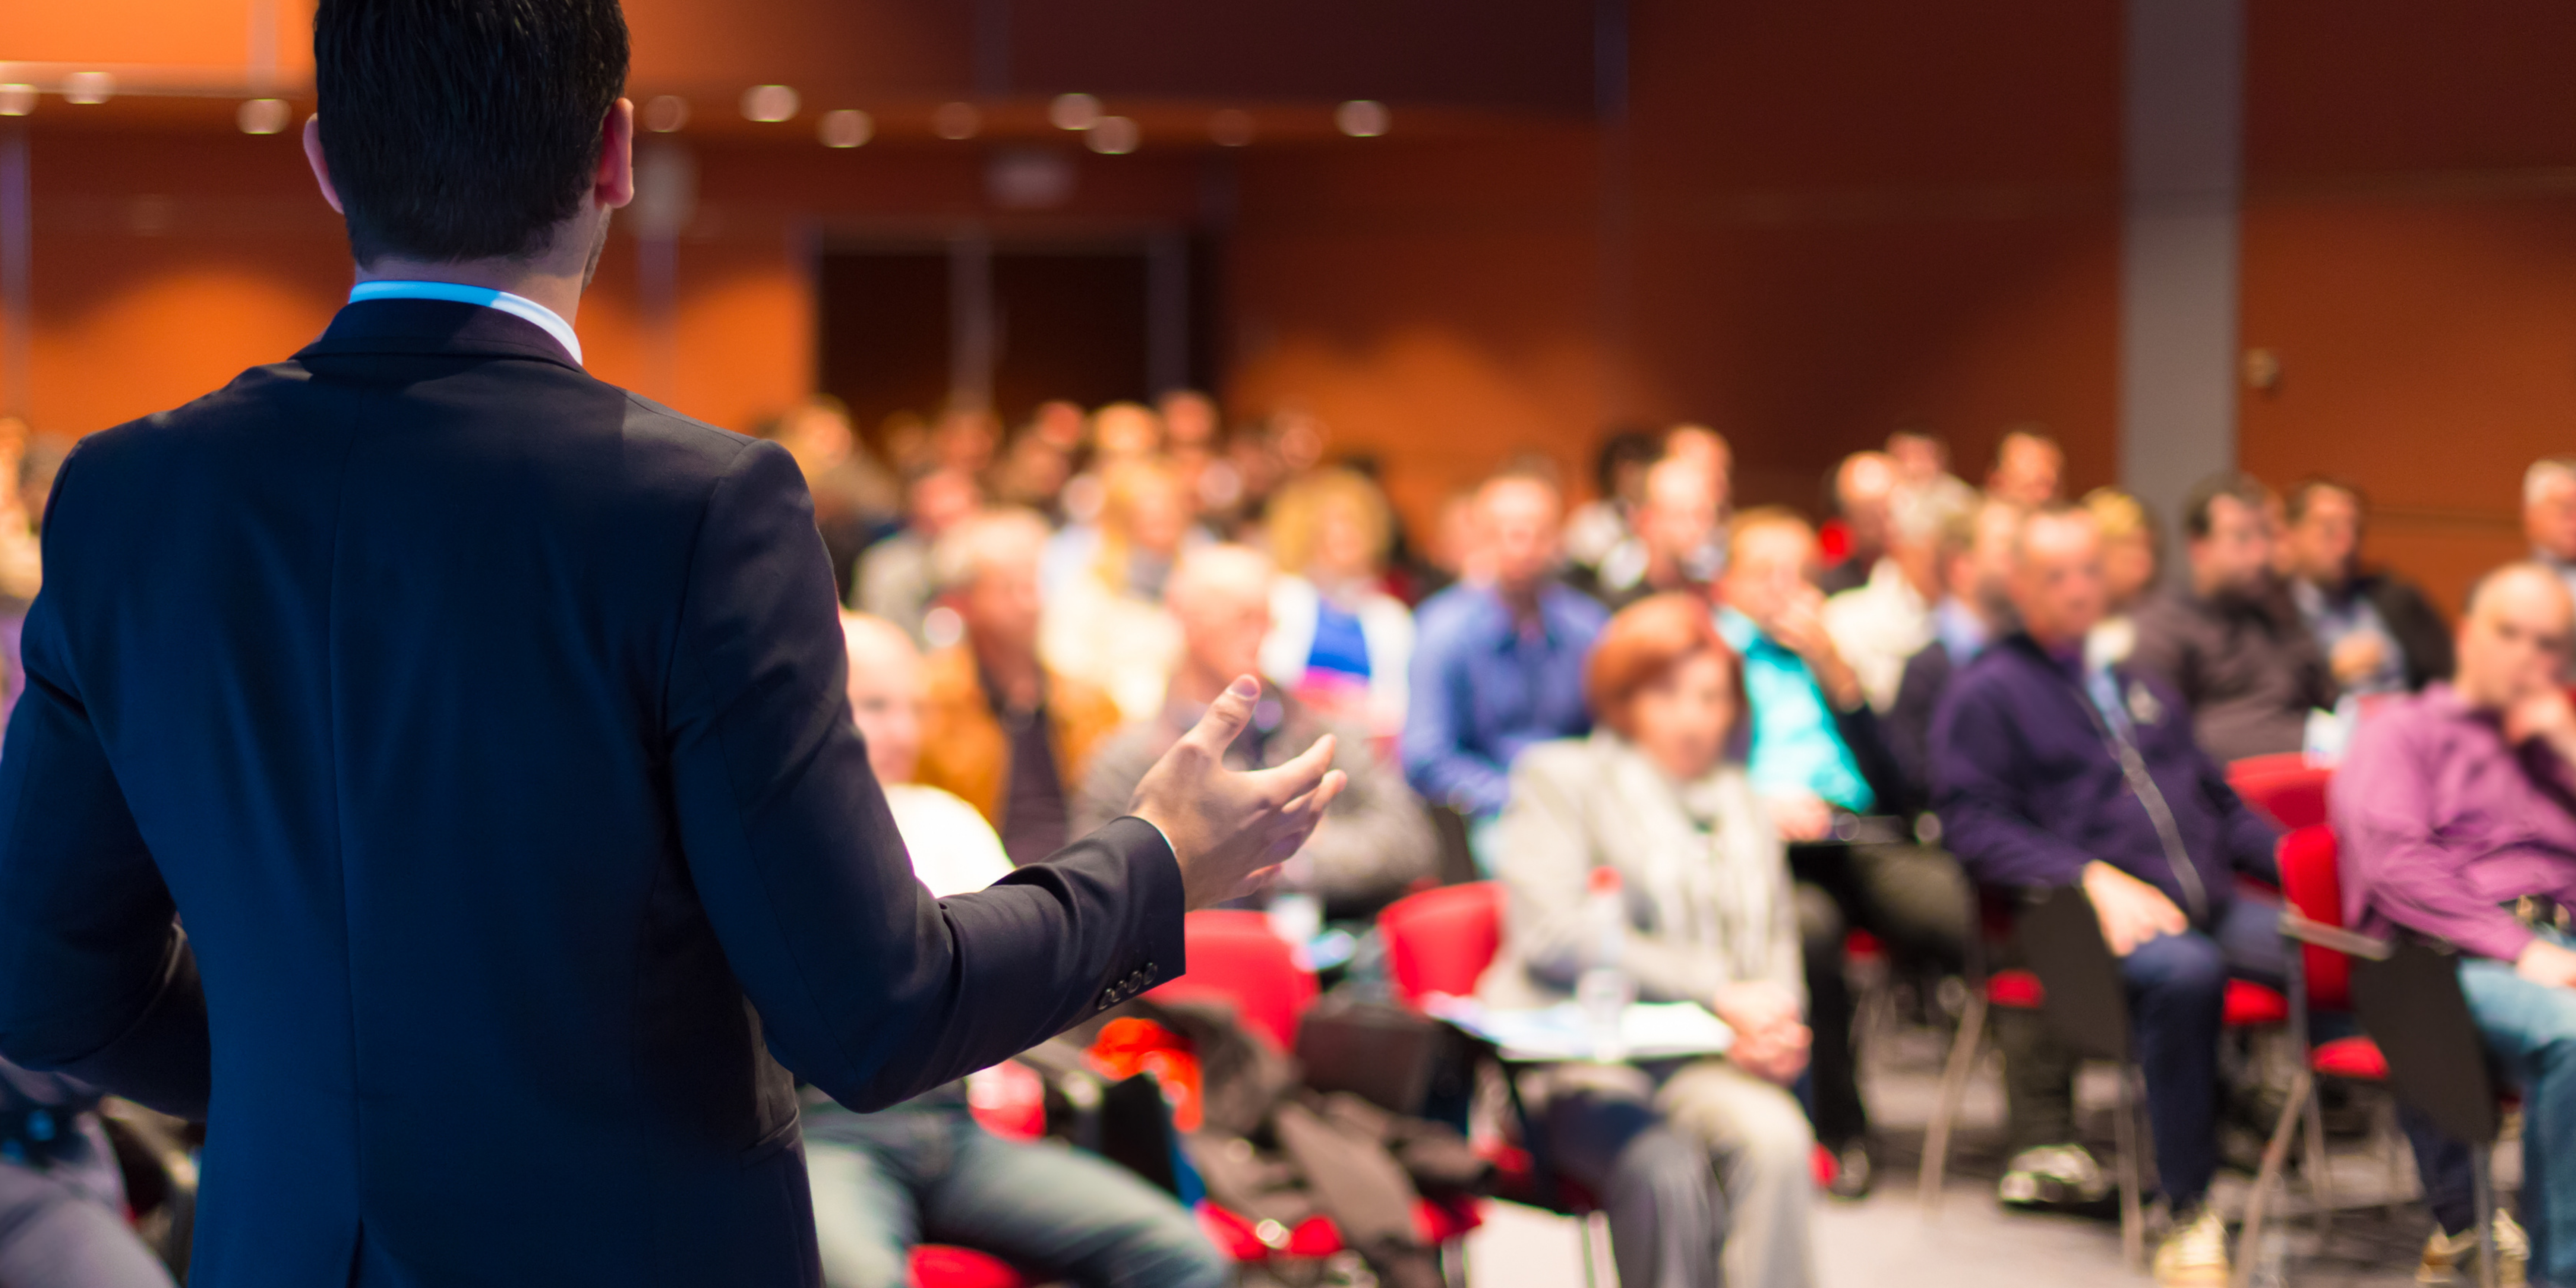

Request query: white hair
[
  {"left": 929, "top": 506, "right": 1054, "bottom": 592},
  {"left": 2527, "top": 457, "right": 2576, "bottom": 507},
  {"left": 1165, "top": 543, "right": 1275, "bottom": 610}
]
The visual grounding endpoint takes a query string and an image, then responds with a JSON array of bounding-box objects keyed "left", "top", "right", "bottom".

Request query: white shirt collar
[{"left": 347, "top": 280, "right": 584, "bottom": 366}]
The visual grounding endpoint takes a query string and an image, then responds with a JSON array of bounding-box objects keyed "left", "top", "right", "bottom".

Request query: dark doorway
[{"left": 817, "top": 240, "right": 1168, "bottom": 441}]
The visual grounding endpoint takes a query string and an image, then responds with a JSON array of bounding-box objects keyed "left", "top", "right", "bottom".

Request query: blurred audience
[
  {"left": 2527, "top": 457, "right": 2576, "bottom": 608},
  {"left": 1481, "top": 594, "right": 1816, "bottom": 1288},
  {"left": 1983, "top": 427, "right": 2064, "bottom": 509},
  {"left": 915, "top": 508, "right": 1124, "bottom": 868},
  {"left": 2081, "top": 487, "right": 2160, "bottom": 668},
  {"left": 2130, "top": 472, "right": 2334, "bottom": 763},
  {"left": 1823, "top": 481, "right": 1965, "bottom": 712},
  {"left": 1885, "top": 498, "right": 2023, "bottom": 802},
  {"left": 2280, "top": 477, "right": 2453, "bottom": 700},
  {"left": 1403, "top": 465, "right": 1608, "bottom": 823},
  {"left": 1042, "top": 458, "right": 1194, "bottom": 722},
  {"left": 1257, "top": 468, "right": 1416, "bottom": 738},
  {"left": 2338, "top": 562, "right": 2573, "bottom": 1287},
  {"left": 853, "top": 468, "right": 982, "bottom": 646},
  {"left": 772, "top": 396, "right": 900, "bottom": 602},
  {"left": 1887, "top": 427, "right": 1979, "bottom": 516},
  {"left": 1579, "top": 452, "right": 1724, "bottom": 613},
  {"left": 1565, "top": 429, "right": 1661, "bottom": 581},
  {"left": 1715, "top": 508, "right": 1968, "bottom": 1197},
  {"left": 1932, "top": 504, "right": 2286, "bottom": 1286},
  {"left": 1076, "top": 545, "right": 1434, "bottom": 920},
  {"left": 0, "top": 1057, "right": 173, "bottom": 1287},
  {"left": 807, "top": 613, "right": 1228, "bottom": 1288},
  {"left": 1817, "top": 452, "right": 1899, "bottom": 597}
]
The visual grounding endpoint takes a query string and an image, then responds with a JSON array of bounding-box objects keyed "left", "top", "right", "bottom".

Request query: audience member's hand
[
  {"left": 2081, "top": 861, "right": 2187, "bottom": 957},
  {"left": 2328, "top": 633, "right": 2387, "bottom": 686},
  {"left": 1128, "top": 675, "right": 1348, "bottom": 910},
  {"left": 1766, "top": 589, "right": 1864, "bottom": 711},
  {"left": 2517, "top": 937, "right": 2576, "bottom": 991},
  {"left": 2506, "top": 687, "right": 2576, "bottom": 756},
  {"left": 1762, "top": 792, "right": 1835, "bottom": 842},
  {"left": 1713, "top": 982, "right": 1811, "bottom": 1084}
]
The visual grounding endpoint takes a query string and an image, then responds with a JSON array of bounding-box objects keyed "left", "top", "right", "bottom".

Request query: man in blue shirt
[
  {"left": 1402, "top": 467, "right": 1609, "bottom": 822},
  {"left": 1716, "top": 507, "right": 1970, "bottom": 1198}
]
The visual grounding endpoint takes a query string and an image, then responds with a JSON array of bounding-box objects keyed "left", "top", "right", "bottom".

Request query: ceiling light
[
  {"left": 1335, "top": 100, "right": 1389, "bottom": 138},
  {"left": 740, "top": 85, "right": 799, "bottom": 123},
  {"left": 1049, "top": 93, "right": 1101, "bottom": 131},
  {"left": 643, "top": 95, "right": 689, "bottom": 133},
  {"left": 63, "top": 72, "right": 114, "bottom": 105},
  {"left": 819, "top": 109, "right": 872, "bottom": 148},
  {"left": 932, "top": 101, "right": 981, "bottom": 140},
  {"left": 1208, "top": 109, "right": 1255, "bottom": 147},
  {"left": 1086, "top": 116, "right": 1139, "bottom": 155},
  {"left": 0, "top": 86, "right": 34, "bottom": 117},
  {"left": 237, "top": 98, "right": 290, "bottom": 135}
]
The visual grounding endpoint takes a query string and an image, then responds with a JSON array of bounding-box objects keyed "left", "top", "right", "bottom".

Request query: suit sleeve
[
  {"left": 665, "top": 441, "right": 1183, "bottom": 1113},
  {"left": 0, "top": 456, "right": 211, "bottom": 1119}
]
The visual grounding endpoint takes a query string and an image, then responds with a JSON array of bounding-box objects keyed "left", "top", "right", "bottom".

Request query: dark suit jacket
[
  {"left": 2355, "top": 570, "right": 2455, "bottom": 691},
  {"left": 0, "top": 300, "right": 1184, "bottom": 1286},
  {"left": 1885, "top": 640, "right": 1960, "bottom": 811}
]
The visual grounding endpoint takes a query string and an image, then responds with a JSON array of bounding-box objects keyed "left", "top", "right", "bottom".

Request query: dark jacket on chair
[{"left": 0, "top": 300, "right": 1184, "bottom": 1287}]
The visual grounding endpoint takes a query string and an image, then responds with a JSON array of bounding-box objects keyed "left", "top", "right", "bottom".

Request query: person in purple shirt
[
  {"left": 1932, "top": 504, "right": 2284, "bottom": 1286},
  {"left": 2339, "top": 560, "right": 2576, "bottom": 1284},
  {"left": 1402, "top": 466, "right": 1609, "bottom": 822}
]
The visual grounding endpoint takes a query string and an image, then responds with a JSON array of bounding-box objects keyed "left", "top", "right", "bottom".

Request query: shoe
[
  {"left": 2418, "top": 1212, "right": 2529, "bottom": 1287},
  {"left": 1997, "top": 1143, "right": 2115, "bottom": 1213},
  {"left": 2153, "top": 1206, "right": 2231, "bottom": 1287},
  {"left": 1824, "top": 1139, "right": 1875, "bottom": 1201}
]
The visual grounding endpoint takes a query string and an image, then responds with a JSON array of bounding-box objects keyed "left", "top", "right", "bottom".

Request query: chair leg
[
  {"left": 1578, "top": 1209, "right": 1611, "bottom": 1288},
  {"left": 2474, "top": 1145, "right": 2499, "bottom": 1288},
  {"left": 2115, "top": 1066, "right": 2147, "bottom": 1271},
  {"left": 1919, "top": 990, "right": 1989, "bottom": 1217},
  {"left": 2232, "top": 1067, "right": 2312, "bottom": 1288},
  {"left": 2299, "top": 1073, "right": 2335, "bottom": 1241}
]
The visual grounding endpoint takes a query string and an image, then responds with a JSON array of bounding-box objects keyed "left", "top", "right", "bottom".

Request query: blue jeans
[
  {"left": 2120, "top": 896, "right": 2286, "bottom": 1211},
  {"left": 802, "top": 1100, "right": 1228, "bottom": 1288},
  {"left": 2461, "top": 936, "right": 2576, "bottom": 1286}
]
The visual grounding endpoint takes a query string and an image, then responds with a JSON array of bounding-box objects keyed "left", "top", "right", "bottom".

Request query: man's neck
[
  {"left": 973, "top": 635, "right": 1045, "bottom": 711},
  {"left": 1496, "top": 580, "right": 1545, "bottom": 621},
  {"left": 355, "top": 250, "right": 589, "bottom": 329}
]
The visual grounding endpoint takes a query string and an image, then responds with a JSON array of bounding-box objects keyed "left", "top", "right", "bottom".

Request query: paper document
[{"left": 1423, "top": 995, "right": 1734, "bottom": 1063}]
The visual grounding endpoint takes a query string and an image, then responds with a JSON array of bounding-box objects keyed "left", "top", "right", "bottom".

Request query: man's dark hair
[
  {"left": 2283, "top": 475, "right": 2368, "bottom": 527},
  {"left": 1590, "top": 428, "right": 1658, "bottom": 496},
  {"left": 2181, "top": 471, "right": 2272, "bottom": 540},
  {"left": 315, "top": 0, "right": 629, "bottom": 266}
]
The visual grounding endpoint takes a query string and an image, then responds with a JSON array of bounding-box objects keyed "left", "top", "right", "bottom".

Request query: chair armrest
[{"left": 2279, "top": 910, "right": 2393, "bottom": 961}]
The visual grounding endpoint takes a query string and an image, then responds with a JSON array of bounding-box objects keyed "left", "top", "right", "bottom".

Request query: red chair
[
  {"left": 2228, "top": 752, "right": 2334, "bottom": 832},
  {"left": 1380, "top": 881, "right": 1505, "bottom": 1006},
  {"left": 1147, "top": 909, "right": 1481, "bottom": 1275}
]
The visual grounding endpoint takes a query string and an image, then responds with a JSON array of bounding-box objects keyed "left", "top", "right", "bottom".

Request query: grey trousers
[{"left": 1543, "top": 1060, "right": 1815, "bottom": 1288}]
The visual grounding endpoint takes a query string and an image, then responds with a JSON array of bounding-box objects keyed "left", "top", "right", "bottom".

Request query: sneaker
[
  {"left": 2418, "top": 1212, "right": 2529, "bottom": 1287},
  {"left": 1998, "top": 1143, "right": 2116, "bottom": 1212},
  {"left": 1824, "top": 1139, "right": 1875, "bottom": 1201},
  {"left": 2153, "top": 1206, "right": 2231, "bottom": 1287}
]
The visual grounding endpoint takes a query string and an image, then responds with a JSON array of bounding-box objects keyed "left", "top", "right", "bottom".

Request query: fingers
[
  {"left": 1179, "top": 675, "right": 1264, "bottom": 757},
  {"left": 1243, "top": 731, "right": 1338, "bottom": 806}
]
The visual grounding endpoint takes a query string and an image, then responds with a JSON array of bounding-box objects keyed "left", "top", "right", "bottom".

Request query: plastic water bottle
[{"left": 1576, "top": 867, "right": 1635, "bottom": 1063}]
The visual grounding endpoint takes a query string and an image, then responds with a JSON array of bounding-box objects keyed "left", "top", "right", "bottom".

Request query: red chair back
[
  {"left": 2276, "top": 824, "right": 2352, "bottom": 1010},
  {"left": 1378, "top": 882, "right": 1504, "bottom": 1008},
  {"left": 1147, "top": 910, "right": 1318, "bottom": 1051},
  {"left": 2229, "top": 754, "right": 2333, "bottom": 831}
]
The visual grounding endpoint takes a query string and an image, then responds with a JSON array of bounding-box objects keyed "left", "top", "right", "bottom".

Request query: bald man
[
  {"left": 2338, "top": 562, "right": 2576, "bottom": 1284},
  {"left": 1817, "top": 451, "right": 1899, "bottom": 597},
  {"left": 1081, "top": 546, "right": 1436, "bottom": 919},
  {"left": 1579, "top": 453, "right": 1723, "bottom": 612}
]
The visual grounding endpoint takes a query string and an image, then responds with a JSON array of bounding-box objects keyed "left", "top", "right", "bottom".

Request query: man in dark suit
[{"left": 0, "top": 3, "right": 1343, "bottom": 1285}]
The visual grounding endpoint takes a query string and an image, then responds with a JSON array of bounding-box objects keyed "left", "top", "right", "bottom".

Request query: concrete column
[{"left": 2118, "top": 0, "right": 2244, "bottom": 535}]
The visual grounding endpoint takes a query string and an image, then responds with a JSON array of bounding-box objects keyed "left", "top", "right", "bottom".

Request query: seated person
[
  {"left": 1716, "top": 506, "right": 1970, "bottom": 1197},
  {"left": 1932, "top": 503, "right": 2288, "bottom": 1287},
  {"left": 2337, "top": 563, "right": 2576, "bottom": 1286},
  {"left": 2279, "top": 477, "right": 2453, "bottom": 700},
  {"left": 2130, "top": 473, "right": 2335, "bottom": 762},
  {"left": 2527, "top": 457, "right": 2576, "bottom": 607},
  {"left": 1815, "top": 451, "right": 1898, "bottom": 597},
  {"left": 1041, "top": 457, "right": 1194, "bottom": 722},
  {"left": 1480, "top": 594, "right": 1816, "bottom": 1288},
  {"left": 1824, "top": 481, "right": 1967, "bottom": 713},
  {"left": 851, "top": 467, "right": 981, "bottom": 646},
  {"left": 913, "top": 508, "right": 1126, "bottom": 868},
  {"left": 1576, "top": 452, "right": 1724, "bottom": 613},
  {"left": 805, "top": 614, "right": 1227, "bottom": 1288},
  {"left": 1257, "top": 468, "right": 1417, "bottom": 740},
  {"left": 1403, "top": 465, "right": 1609, "bottom": 822},
  {"left": 1079, "top": 545, "right": 1435, "bottom": 921},
  {"left": 0, "top": 1058, "right": 174, "bottom": 1288}
]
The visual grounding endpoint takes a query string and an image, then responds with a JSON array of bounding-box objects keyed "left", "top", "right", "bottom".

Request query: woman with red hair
[{"left": 1480, "top": 594, "right": 1816, "bottom": 1288}]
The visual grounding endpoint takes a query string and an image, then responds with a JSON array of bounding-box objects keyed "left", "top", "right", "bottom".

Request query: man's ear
[
  {"left": 594, "top": 98, "right": 636, "bottom": 211},
  {"left": 302, "top": 114, "right": 345, "bottom": 215}
]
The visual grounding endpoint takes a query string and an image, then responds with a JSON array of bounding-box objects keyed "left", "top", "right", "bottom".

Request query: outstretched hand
[{"left": 1128, "top": 676, "right": 1349, "bottom": 909}]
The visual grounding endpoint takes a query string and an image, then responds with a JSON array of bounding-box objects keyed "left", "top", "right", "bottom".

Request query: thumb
[{"left": 1180, "top": 674, "right": 1263, "bottom": 757}]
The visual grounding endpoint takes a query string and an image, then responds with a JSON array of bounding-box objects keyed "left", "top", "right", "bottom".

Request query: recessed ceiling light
[
  {"left": 643, "top": 95, "right": 689, "bottom": 133},
  {"left": 1335, "top": 99, "right": 1389, "bottom": 138},
  {"left": 63, "top": 72, "right": 114, "bottom": 105},
  {"left": 0, "top": 86, "right": 35, "bottom": 117},
  {"left": 237, "top": 99, "right": 291, "bottom": 135},
  {"left": 1086, "top": 116, "right": 1139, "bottom": 155},
  {"left": 1049, "top": 93, "right": 1102, "bottom": 131},
  {"left": 819, "top": 109, "right": 872, "bottom": 148},
  {"left": 740, "top": 85, "right": 799, "bottom": 123}
]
